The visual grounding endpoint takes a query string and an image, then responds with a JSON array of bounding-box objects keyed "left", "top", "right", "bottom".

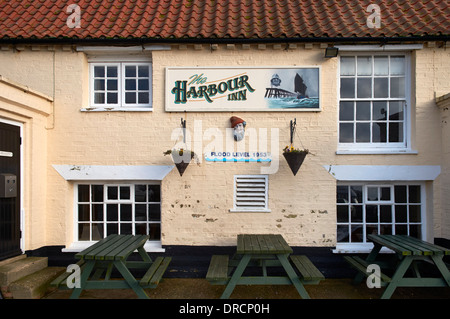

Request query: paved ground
[{"left": 43, "top": 278, "right": 450, "bottom": 299}]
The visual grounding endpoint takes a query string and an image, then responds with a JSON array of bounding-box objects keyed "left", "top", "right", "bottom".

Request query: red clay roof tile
[{"left": 0, "top": 0, "right": 448, "bottom": 42}]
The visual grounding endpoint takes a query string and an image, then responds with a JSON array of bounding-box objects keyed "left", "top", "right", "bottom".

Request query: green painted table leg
[
  {"left": 381, "top": 257, "right": 413, "bottom": 299},
  {"left": 220, "top": 254, "right": 251, "bottom": 299},
  {"left": 277, "top": 254, "right": 311, "bottom": 299},
  {"left": 70, "top": 260, "right": 95, "bottom": 299},
  {"left": 431, "top": 255, "right": 450, "bottom": 286},
  {"left": 354, "top": 243, "right": 382, "bottom": 284},
  {"left": 114, "top": 260, "right": 150, "bottom": 299}
]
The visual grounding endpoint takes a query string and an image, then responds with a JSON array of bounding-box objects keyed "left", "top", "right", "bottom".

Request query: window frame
[
  {"left": 337, "top": 52, "right": 412, "bottom": 153},
  {"left": 335, "top": 182, "right": 426, "bottom": 253},
  {"left": 89, "top": 61, "right": 152, "bottom": 110},
  {"left": 230, "top": 175, "right": 271, "bottom": 213},
  {"left": 74, "top": 182, "right": 162, "bottom": 245}
]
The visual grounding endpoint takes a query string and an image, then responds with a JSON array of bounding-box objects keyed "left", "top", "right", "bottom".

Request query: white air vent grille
[{"left": 233, "top": 175, "right": 269, "bottom": 212}]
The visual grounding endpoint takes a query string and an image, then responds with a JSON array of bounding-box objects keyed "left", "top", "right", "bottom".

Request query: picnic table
[
  {"left": 206, "top": 234, "right": 324, "bottom": 299},
  {"left": 51, "top": 234, "right": 171, "bottom": 299},
  {"left": 344, "top": 234, "right": 450, "bottom": 299}
]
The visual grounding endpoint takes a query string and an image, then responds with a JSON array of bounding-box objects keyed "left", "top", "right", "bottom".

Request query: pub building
[{"left": 0, "top": 0, "right": 448, "bottom": 284}]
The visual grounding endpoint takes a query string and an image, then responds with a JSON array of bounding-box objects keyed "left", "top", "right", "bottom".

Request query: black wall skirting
[{"left": 25, "top": 237, "right": 450, "bottom": 279}]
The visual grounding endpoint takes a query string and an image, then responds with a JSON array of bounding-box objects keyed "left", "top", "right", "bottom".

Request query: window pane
[
  {"left": 78, "top": 185, "right": 90, "bottom": 202},
  {"left": 94, "top": 93, "right": 105, "bottom": 104},
  {"left": 395, "top": 224, "right": 407, "bottom": 235},
  {"left": 107, "top": 204, "right": 118, "bottom": 221},
  {"left": 389, "top": 122, "right": 403, "bottom": 142},
  {"left": 410, "top": 225, "right": 421, "bottom": 238},
  {"left": 356, "top": 123, "right": 370, "bottom": 142},
  {"left": 107, "top": 186, "right": 118, "bottom": 200},
  {"left": 395, "top": 205, "right": 407, "bottom": 222},
  {"left": 366, "top": 225, "right": 378, "bottom": 237},
  {"left": 94, "top": 66, "right": 105, "bottom": 77},
  {"left": 374, "top": 56, "right": 388, "bottom": 75},
  {"left": 340, "top": 56, "right": 355, "bottom": 76},
  {"left": 337, "top": 205, "right": 349, "bottom": 222},
  {"left": 366, "top": 205, "right": 378, "bottom": 222},
  {"left": 138, "top": 65, "right": 149, "bottom": 77},
  {"left": 138, "top": 79, "right": 149, "bottom": 90},
  {"left": 351, "top": 225, "right": 363, "bottom": 242},
  {"left": 389, "top": 101, "right": 404, "bottom": 120},
  {"left": 107, "top": 93, "right": 118, "bottom": 104},
  {"left": 340, "top": 78, "right": 355, "bottom": 98},
  {"left": 357, "top": 78, "right": 372, "bottom": 98},
  {"left": 92, "top": 185, "right": 103, "bottom": 202},
  {"left": 107, "top": 223, "right": 118, "bottom": 236},
  {"left": 337, "top": 225, "right": 349, "bottom": 242},
  {"left": 120, "top": 204, "right": 132, "bottom": 221},
  {"left": 337, "top": 185, "right": 349, "bottom": 203},
  {"left": 367, "top": 187, "right": 378, "bottom": 201},
  {"left": 339, "top": 101, "right": 354, "bottom": 121},
  {"left": 356, "top": 102, "right": 371, "bottom": 120},
  {"left": 120, "top": 186, "right": 130, "bottom": 200},
  {"left": 409, "top": 186, "right": 421, "bottom": 203},
  {"left": 125, "top": 79, "right": 136, "bottom": 90},
  {"left": 125, "top": 65, "right": 136, "bottom": 77},
  {"left": 390, "top": 77, "right": 405, "bottom": 98},
  {"left": 149, "top": 204, "right": 161, "bottom": 221},
  {"left": 92, "top": 204, "right": 103, "bottom": 221},
  {"left": 138, "top": 92, "right": 149, "bottom": 104},
  {"left": 351, "top": 205, "right": 363, "bottom": 222},
  {"left": 390, "top": 56, "right": 405, "bottom": 75},
  {"left": 135, "top": 204, "right": 147, "bottom": 221},
  {"left": 125, "top": 92, "right": 136, "bottom": 104},
  {"left": 149, "top": 224, "right": 161, "bottom": 240},
  {"left": 350, "top": 186, "right": 362, "bottom": 203},
  {"left": 409, "top": 205, "right": 421, "bottom": 222},
  {"left": 94, "top": 79, "right": 105, "bottom": 90},
  {"left": 380, "top": 205, "right": 392, "bottom": 222},
  {"left": 374, "top": 78, "right": 388, "bottom": 98},
  {"left": 373, "top": 101, "right": 387, "bottom": 120},
  {"left": 92, "top": 223, "right": 103, "bottom": 240},
  {"left": 372, "top": 122, "right": 387, "bottom": 142},
  {"left": 78, "top": 204, "right": 90, "bottom": 221},
  {"left": 339, "top": 123, "right": 354, "bottom": 143},
  {"left": 135, "top": 223, "right": 147, "bottom": 235},
  {"left": 148, "top": 185, "right": 161, "bottom": 202},
  {"left": 79, "top": 224, "right": 90, "bottom": 241},
  {"left": 107, "top": 79, "right": 118, "bottom": 91},
  {"left": 394, "top": 186, "right": 407, "bottom": 203},
  {"left": 380, "top": 187, "right": 390, "bottom": 200},
  {"left": 357, "top": 56, "right": 372, "bottom": 75},
  {"left": 120, "top": 223, "right": 132, "bottom": 235},
  {"left": 135, "top": 185, "right": 146, "bottom": 202},
  {"left": 107, "top": 66, "right": 118, "bottom": 77},
  {"left": 380, "top": 224, "right": 392, "bottom": 235}
]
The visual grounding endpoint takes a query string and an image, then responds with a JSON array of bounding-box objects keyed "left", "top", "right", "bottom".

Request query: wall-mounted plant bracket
[
  {"left": 290, "top": 118, "right": 296, "bottom": 145},
  {"left": 181, "top": 118, "right": 186, "bottom": 144}
]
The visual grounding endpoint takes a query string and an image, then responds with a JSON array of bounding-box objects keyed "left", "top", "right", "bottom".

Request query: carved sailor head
[{"left": 230, "top": 116, "right": 246, "bottom": 141}]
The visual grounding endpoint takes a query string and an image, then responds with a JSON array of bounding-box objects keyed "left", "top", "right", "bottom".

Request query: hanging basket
[
  {"left": 170, "top": 150, "right": 195, "bottom": 176},
  {"left": 283, "top": 150, "right": 308, "bottom": 176}
]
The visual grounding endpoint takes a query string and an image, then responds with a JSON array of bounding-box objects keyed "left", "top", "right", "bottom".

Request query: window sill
[
  {"left": 62, "top": 240, "right": 165, "bottom": 253},
  {"left": 81, "top": 107, "right": 153, "bottom": 112},
  {"left": 336, "top": 149, "right": 418, "bottom": 155},
  {"left": 333, "top": 243, "right": 394, "bottom": 254},
  {"left": 229, "top": 209, "right": 271, "bottom": 213}
]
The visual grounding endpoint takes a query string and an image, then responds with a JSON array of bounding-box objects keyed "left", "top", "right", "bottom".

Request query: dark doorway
[{"left": 0, "top": 121, "right": 21, "bottom": 261}]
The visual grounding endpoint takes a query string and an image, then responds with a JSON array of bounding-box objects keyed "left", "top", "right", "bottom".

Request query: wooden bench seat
[
  {"left": 343, "top": 255, "right": 391, "bottom": 283},
  {"left": 290, "top": 255, "right": 325, "bottom": 283},
  {"left": 206, "top": 255, "right": 229, "bottom": 282},
  {"left": 140, "top": 257, "right": 172, "bottom": 287},
  {"left": 50, "top": 259, "right": 86, "bottom": 288}
]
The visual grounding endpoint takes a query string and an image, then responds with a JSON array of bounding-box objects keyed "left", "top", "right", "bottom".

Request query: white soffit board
[
  {"left": 53, "top": 165, "right": 174, "bottom": 181},
  {"left": 323, "top": 165, "right": 441, "bottom": 181}
]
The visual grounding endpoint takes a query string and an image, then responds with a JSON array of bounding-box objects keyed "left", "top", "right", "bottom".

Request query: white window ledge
[
  {"left": 229, "top": 209, "right": 272, "bottom": 213},
  {"left": 324, "top": 165, "right": 441, "bottom": 181},
  {"left": 333, "top": 243, "right": 395, "bottom": 254},
  {"left": 81, "top": 107, "right": 153, "bottom": 112},
  {"left": 62, "top": 241, "right": 165, "bottom": 253},
  {"left": 336, "top": 149, "right": 418, "bottom": 155}
]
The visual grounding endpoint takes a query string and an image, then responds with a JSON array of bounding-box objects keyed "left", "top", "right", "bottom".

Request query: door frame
[{"left": 0, "top": 118, "right": 24, "bottom": 256}]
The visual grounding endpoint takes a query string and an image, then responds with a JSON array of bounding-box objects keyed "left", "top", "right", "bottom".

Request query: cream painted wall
[{"left": 0, "top": 43, "right": 448, "bottom": 250}]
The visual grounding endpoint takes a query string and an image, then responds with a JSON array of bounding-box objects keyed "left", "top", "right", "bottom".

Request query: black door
[{"left": 0, "top": 122, "right": 21, "bottom": 261}]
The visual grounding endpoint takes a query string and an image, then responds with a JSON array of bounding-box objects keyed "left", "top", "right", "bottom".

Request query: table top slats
[
  {"left": 237, "top": 234, "right": 292, "bottom": 254},
  {"left": 368, "top": 234, "right": 449, "bottom": 256},
  {"left": 76, "top": 234, "right": 124, "bottom": 260},
  {"left": 105, "top": 235, "right": 149, "bottom": 260}
]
